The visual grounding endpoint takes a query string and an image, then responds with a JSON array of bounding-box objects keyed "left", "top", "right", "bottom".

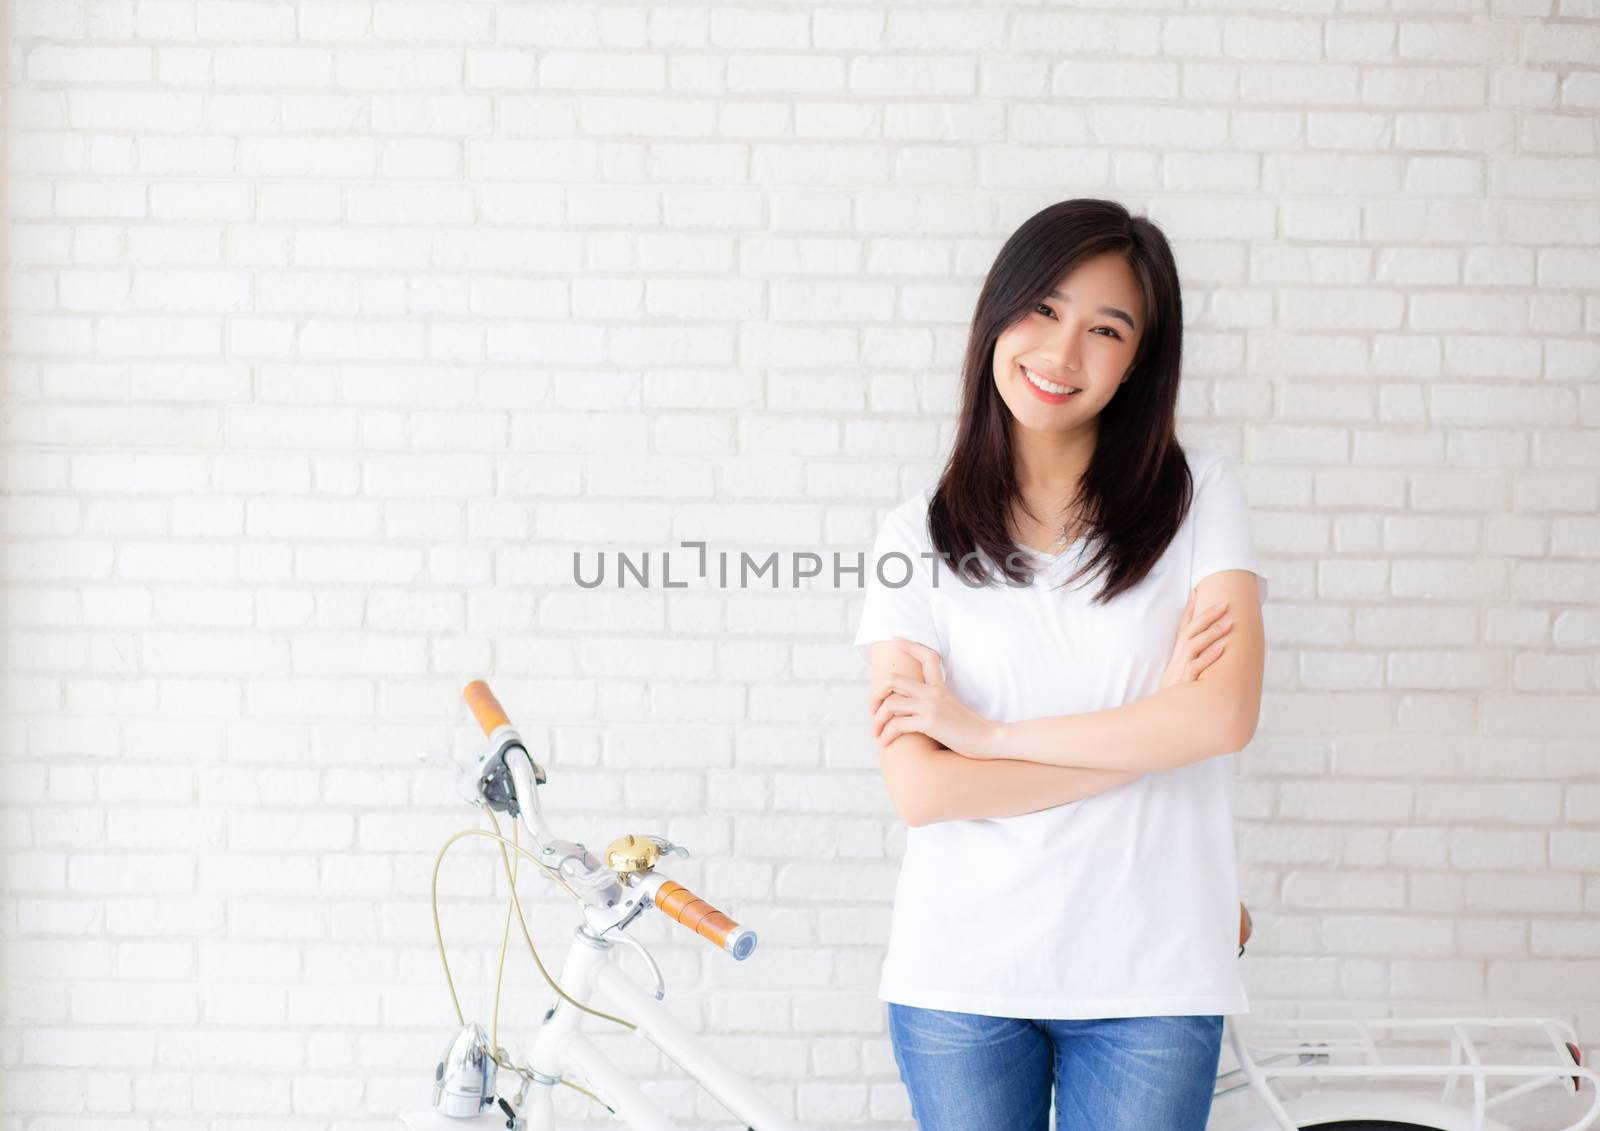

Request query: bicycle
[
  {"left": 398, "top": 680, "right": 801, "bottom": 1131},
  {"left": 398, "top": 680, "right": 1596, "bottom": 1131}
]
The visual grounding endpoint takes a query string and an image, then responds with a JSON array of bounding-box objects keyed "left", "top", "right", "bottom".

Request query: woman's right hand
[{"left": 1160, "top": 588, "right": 1233, "bottom": 689}]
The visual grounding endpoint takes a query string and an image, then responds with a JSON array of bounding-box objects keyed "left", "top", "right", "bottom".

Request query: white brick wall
[{"left": 3, "top": 1, "right": 1598, "bottom": 1128}]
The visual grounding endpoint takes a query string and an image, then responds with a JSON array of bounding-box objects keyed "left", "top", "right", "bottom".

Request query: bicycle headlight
[{"left": 432, "top": 1021, "right": 497, "bottom": 1118}]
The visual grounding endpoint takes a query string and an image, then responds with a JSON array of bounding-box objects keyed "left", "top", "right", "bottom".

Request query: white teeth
[{"left": 1023, "top": 366, "right": 1078, "bottom": 396}]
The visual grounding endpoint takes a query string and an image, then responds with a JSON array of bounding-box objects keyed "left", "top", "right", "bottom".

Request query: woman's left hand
[{"left": 870, "top": 637, "right": 1001, "bottom": 758}]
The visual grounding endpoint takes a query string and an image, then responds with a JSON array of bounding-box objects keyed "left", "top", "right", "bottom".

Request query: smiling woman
[
  {"left": 852, "top": 198, "right": 1268, "bottom": 1131},
  {"left": 931, "top": 198, "right": 1192, "bottom": 601}
]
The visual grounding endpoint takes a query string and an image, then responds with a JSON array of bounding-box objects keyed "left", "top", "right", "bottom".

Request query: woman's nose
[{"left": 1038, "top": 339, "right": 1080, "bottom": 374}]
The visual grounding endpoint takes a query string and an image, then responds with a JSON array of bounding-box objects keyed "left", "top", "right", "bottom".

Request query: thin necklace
[
  {"left": 1047, "top": 505, "right": 1087, "bottom": 554},
  {"left": 1051, "top": 520, "right": 1076, "bottom": 554},
  {"left": 1015, "top": 498, "right": 1083, "bottom": 555}
]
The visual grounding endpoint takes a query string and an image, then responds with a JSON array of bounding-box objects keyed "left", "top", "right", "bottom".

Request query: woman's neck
[{"left": 1013, "top": 423, "right": 1096, "bottom": 496}]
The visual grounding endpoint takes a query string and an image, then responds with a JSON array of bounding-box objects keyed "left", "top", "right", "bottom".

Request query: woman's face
[{"left": 991, "top": 252, "right": 1146, "bottom": 439}]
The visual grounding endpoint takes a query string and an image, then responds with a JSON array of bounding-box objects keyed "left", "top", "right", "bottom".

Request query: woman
[{"left": 852, "top": 198, "right": 1267, "bottom": 1131}]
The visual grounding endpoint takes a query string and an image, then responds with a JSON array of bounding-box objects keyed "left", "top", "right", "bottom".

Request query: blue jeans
[{"left": 887, "top": 1003, "right": 1224, "bottom": 1131}]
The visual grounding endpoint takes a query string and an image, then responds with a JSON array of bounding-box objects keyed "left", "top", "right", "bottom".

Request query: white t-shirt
[{"left": 852, "top": 446, "right": 1267, "bottom": 1020}]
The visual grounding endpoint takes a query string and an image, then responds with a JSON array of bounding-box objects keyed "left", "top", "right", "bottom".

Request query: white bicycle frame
[
  {"left": 1216, "top": 1014, "right": 1598, "bottom": 1131},
  {"left": 400, "top": 682, "right": 800, "bottom": 1131}
]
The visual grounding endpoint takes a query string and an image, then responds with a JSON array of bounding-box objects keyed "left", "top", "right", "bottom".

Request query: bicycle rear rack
[{"left": 1218, "top": 1015, "right": 1598, "bottom": 1131}]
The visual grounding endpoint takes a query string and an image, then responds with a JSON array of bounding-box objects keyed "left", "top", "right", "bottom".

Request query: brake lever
[
  {"left": 641, "top": 835, "right": 690, "bottom": 861},
  {"left": 608, "top": 928, "right": 666, "bottom": 1001}
]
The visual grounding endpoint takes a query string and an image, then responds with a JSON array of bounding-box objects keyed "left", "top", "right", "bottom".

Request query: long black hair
[{"left": 928, "top": 198, "right": 1192, "bottom": 604}]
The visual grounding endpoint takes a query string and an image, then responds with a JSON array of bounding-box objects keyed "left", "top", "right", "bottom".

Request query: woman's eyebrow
[{"left": 1046, "top": 288, "right": 1137, "bottom": 332}]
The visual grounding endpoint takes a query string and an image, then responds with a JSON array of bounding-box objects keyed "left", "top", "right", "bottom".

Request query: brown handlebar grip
[
  {"left": 463, "top": 680, "right": 511, "bottom": 738},
  {"left": 654, "top": 880, "right": 757, "bottom": 960}
]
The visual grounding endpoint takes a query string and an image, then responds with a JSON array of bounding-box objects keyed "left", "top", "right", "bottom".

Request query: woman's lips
[{"left": 1021, "top": 364, "right": 1080, "bottom": 404}]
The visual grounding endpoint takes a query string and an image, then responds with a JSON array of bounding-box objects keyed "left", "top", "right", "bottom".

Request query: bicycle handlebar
[
  {"left": 464, "top": 679, "right": 511, "bottom": 737},
  {"left": 461, "top": 678, "right": 758, "bottom": 960},
  {"left": 647, "top": 876, "right": 757, "bottom": 960}
]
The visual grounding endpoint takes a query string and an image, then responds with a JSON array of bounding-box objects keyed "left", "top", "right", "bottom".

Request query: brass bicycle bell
[{"left": 605, "top": 834, "right": 661, "bottom": 876}]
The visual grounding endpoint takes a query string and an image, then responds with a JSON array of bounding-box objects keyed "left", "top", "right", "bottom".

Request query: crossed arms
[{"left": 867, "top": 569, "right": 1265, "bottom": 828}]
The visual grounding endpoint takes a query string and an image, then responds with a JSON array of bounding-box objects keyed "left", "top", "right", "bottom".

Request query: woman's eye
[{"left": 1036, "top": 304, "right": 1122, "bottom": 340}]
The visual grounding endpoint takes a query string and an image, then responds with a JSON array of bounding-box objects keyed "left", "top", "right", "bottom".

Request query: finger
[
  {"left": 873, "top": 697, "right": 902, "bottom": 738},
  {"left": 892, "top": 636, "right": 932, "bottom": 660},
  {"left": 1187, "top": 639, "right": 1227, "bottom": 677},
  {"left": 1189, "top": 617, "right": 1234, "bottom": 656},
  {"left": 882, "top": 712, "right": 922, "bottom": 746},
  {"left": 894, "top": 636, "right": 944, "bottom": 677},
  {"left": 874, "top": 675, "right": 928, "bottom": 714},
  {"left": 893, "top": 637, "right": 945, "bottom": 686},
  {"left": 1181, "top": 602, "right": 1228, "bottom": 645},
  {"left": 1176, "top": 606, "right": 1210, "bottom": 649},
  {"left": 1184, "top": 601, "right": 1226, "bottom": 635},
  {"left": 915, "top": 648, "right": 944, "bottom": 687},
  {"left": 872, "top": 693, "right": 915, "bottom": 737}
]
